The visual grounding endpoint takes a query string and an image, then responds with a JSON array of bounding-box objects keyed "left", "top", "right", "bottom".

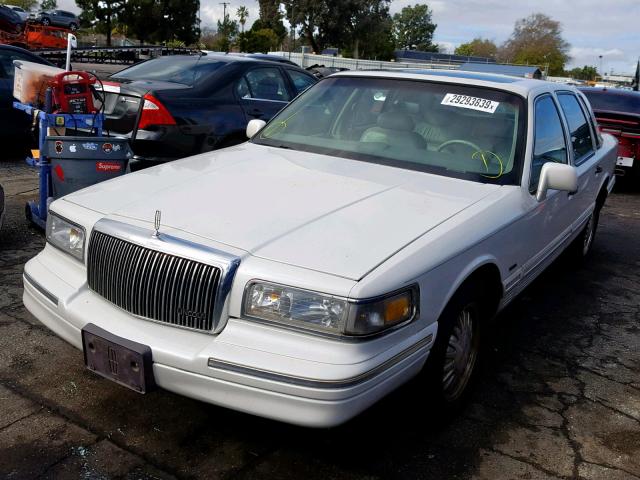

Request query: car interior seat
[
  {"left": 360, "top": 111, "right": 427, "bottom": 149},
  {"left": 255, "top": 77, "right": 283, "bottom": 101}
]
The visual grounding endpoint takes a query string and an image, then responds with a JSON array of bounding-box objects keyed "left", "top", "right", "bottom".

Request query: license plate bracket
[
  {"left": 617, "top": 156, "right": 634, "bottom": 168},
  {"left": 82, "top": 323, "right": 156, "bottom": 393}
]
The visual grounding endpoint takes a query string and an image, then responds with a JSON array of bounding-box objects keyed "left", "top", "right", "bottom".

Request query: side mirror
[
  {"left": 246, "top": 119, "right": 266, "bottom": 139},
  {"left": 536, "top": 162, "right": 578, "bottom": 202}
]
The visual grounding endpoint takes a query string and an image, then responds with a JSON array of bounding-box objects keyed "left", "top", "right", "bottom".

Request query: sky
[{"left": 58, "top": 0, "right": 640, "bottom": 74}]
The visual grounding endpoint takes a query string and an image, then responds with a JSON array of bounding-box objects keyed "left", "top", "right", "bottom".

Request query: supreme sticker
[
  {"left": 96, "top": 162, "right": 122, "bottom": 172},
  {"left": 441, "top": 93, "right": 500, "bottom": 113}
]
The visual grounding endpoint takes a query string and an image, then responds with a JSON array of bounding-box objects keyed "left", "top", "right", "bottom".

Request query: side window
[
  {"left": 530, "top": 95, "right": 568, "bottom": 192},
  {"left": 557, "top": 93, "right": 595, "bottom": 163},
  {"left": 286, "top": 69, "right": 315, "bottom": 95},
  {"left": 243, "top": 68, "right": 291, "bottom": 102},
  {"left": 235, "top": 77, "right": 251, "bottom": 99},
  {"left": 577, "top": 95, "right": 602, "bottom": 148}
]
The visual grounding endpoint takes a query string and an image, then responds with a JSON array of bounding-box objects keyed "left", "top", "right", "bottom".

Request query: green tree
[
  {"left": 283, "top": 0, "right": 393, "bottom": 58},
  {"left": 122, "top": 0, "right": 156, "bottom": 44},
  {"left": 40, "top": 0, "right": 57, "bottom": 10},
  {"left": 498, "top": 13, "right": 570, "bottom": 76},
  {"left": 76, "top": 0, "right": 125, "bottom": 46},
  {"left": 343, "top": 0, "right": 393, "bottom": 60},
  {"left": 121, "top": 0, "right": 200, "bottom": 46},
  {"left": 568, "top": 65, "right": 597, "bottom": 80},
  {"left": 455, "top": 38, "right": 497, "bottom": 58},
  {"left": 392, "top": 3, "right": 437, "bottom": 51},
  {"left": 236, "top": 5, "right": 249, "bottom": 34},
  {"left": 239, "top": 27, "right": 278, "bottom": 53},
  {"left": 255, "top": 0, "right": 286, "bottom": 42}
]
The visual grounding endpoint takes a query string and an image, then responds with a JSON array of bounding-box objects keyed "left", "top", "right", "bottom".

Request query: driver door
[{"left": 520, "top": 94, "right": 573, "bottom": 280}]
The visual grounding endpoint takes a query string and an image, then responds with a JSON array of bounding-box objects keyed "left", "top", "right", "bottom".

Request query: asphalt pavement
[{"left": 1, "top": 159, "right": 639, "bottom": 480}]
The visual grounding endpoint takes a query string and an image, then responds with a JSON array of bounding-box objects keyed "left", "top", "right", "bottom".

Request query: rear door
[
  {"left": 236, "top": 66, "right": 291, "bottom": 121},
  {"left": 555, "top": 91, "right": 600, "bottom": 228}
]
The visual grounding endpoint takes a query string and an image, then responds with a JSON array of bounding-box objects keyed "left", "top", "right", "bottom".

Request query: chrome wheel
[
  {"left": 582, "top": 214, "right": 595, "bottom": 256},
  {"left": 442, "top": 305, "right": 479, "bottom": 402}
]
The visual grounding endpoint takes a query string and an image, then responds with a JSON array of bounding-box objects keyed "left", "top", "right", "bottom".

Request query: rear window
[
  {"left": 113, "top": 57, "right": 227, "bottom": 86},
  {"left": 581, "top": 90, "right": 640, "bottom": 114}
]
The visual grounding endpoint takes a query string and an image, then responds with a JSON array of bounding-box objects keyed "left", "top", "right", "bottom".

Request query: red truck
[{"left": 581, "top": 87, "right": 640, "bottom": 181}]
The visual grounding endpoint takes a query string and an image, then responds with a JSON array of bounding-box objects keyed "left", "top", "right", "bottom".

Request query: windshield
[
  {"left": 253, "top": 77, "right": 526, "bottom": 184},
  {"left": 112, "top": 57, "right": 227, "bottom": 86}
]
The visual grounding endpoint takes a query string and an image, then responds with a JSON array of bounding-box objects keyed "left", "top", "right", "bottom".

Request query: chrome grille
[{"left": 87, "top": 231, "right": 221, "bottom": 331}]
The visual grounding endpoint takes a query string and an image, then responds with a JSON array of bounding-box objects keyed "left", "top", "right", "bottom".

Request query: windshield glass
[
  {"left": 112, "top": 57, "right": 227, "bottom": 86},
  {"left": 253, "top": 77, "right": 526, "bottom": 184}
]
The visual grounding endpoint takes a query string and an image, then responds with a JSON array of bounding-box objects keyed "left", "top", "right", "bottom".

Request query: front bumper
[{"left": 23, "top": 253, "right": 435, "bottom": 427}]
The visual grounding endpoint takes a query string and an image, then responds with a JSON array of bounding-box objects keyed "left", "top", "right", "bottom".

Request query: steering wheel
[{"left": 436, "top": 139, "right": 483, "bottom": 153}]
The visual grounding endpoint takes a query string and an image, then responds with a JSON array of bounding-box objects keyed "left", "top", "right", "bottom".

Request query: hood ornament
[{"left": 153, "top": 210, "right": 161, "bottom": 238}]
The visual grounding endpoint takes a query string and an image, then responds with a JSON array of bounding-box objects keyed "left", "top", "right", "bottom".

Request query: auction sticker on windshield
[{"left": 441, "top": 93, "right": 500, "bottom": 113}]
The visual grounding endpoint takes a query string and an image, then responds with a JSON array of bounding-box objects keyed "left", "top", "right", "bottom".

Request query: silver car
[{"left": 38, "top": 9, "right": 79, "bottom": 30}]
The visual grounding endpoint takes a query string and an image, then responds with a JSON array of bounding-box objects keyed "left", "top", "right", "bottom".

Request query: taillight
[{"left": 138, "top": 94, "right": 176, "bottom": 130}]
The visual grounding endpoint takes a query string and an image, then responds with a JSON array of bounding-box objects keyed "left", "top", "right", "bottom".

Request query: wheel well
[{"left": 457, "top": 263, "right": 503, "bottom": 319}]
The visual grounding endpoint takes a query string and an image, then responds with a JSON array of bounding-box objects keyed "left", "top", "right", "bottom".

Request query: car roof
[
  {"left": 330, "top": 69, "right": 562, "bottom": 97},
  {"left": 0, "top": 44, "right": 55, "bottom": 65},
  {"left": 195, "top": 52, "right": 309, "bottom": 70}
]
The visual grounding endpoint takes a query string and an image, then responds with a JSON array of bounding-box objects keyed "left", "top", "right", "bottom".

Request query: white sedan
[{"left": 23, "top": 70, "right": 616, "bottom": 427}]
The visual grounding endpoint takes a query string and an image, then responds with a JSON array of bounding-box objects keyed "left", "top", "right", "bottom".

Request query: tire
[
  {"left": 69, "top": 22, "right": 78, "bottom": 31},
  {"left": 422, "top": 283, "right": 484, "bottom": 414},
  {"left": 569, "top": 203, "right": 601, "bottom": 261},
  {"left": 41, "top": 17, "right": 50, "bottom": 26}
]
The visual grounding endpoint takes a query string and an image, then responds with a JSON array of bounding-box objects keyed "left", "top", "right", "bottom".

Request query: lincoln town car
[{"left": 23, "top": 70, "right": 616, "bottom": 427}]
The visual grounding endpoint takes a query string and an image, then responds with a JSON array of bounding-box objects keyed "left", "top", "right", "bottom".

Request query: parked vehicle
[
  {"left": 5, "top": 5, "right": 29, "bottom": 22},
  {"left": 0, "top": 5, "right": 24, "bottom": 34},
  {"left": 100, "top": 54, "right": 317, "bottom": 168},
  {"left": 24, "top": 70, "right": 616, "bottom": 427},
  {"left": 0, "top": 44, "right": 55, "bottom": 141},
  {"left": 580, "top": 87, "right": 640, "bottom": 180},
  {"left": 306, "top": 64, "right": 349, "bottom": 78},
  {"left": 37, "top": 9, "right": 78, "bottom": 31}
]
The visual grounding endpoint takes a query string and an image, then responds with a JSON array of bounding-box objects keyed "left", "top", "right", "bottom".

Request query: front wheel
[
  {"left": 41, "top": 17, "right": 50, "bottom": 25},
  {"left": 69, "top": 22, "right": 78, "bottom": 31},
  {"left": 423, "top": 285, "right": 483, "bottom": 412},
  {"left": 569, "top": 206, "right": 601, "bottom": 260}
]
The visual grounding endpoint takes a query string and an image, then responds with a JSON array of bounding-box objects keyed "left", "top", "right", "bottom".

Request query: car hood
[{"left": 64, "top": 143, "right": 500, "bottom": 280}]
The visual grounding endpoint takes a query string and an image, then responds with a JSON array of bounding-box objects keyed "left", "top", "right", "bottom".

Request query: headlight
[
  {"left": 46, "top": 212, "right": 85, "bottom": 261},
  {"left": 243, "top": 282, "right": 418, "bottom": 336},
  {"left": 244, "top": 282, "right": 348, "bottom": 334}
]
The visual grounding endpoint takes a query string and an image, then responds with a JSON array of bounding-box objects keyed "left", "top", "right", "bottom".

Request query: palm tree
[{"left": 237, "top": 6, "right": 249, "bottom": 34}]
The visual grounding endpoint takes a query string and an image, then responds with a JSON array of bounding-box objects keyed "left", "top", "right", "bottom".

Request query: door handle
[
  {"left": 595, "top": 165, "right": 603, "bottom": 174},
  {"left": 247, "top": 109, "right": 264, "bottom": 118}
]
